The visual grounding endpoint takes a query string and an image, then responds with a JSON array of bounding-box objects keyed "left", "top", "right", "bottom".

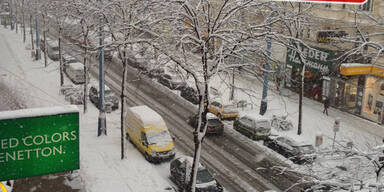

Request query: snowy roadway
[{"left": 2, "top": 22, "right": 384, "bottom": 192}]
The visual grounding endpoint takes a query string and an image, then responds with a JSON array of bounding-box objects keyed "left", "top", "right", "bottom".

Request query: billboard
[
  {"left": 0, "top": 106, "right": 79, "bottom": 181},
  {"left": 286, "top": 44, "right": 335, "bottom": 75}
]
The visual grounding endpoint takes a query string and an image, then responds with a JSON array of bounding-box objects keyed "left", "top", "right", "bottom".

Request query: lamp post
[
  {"left": 97, "top": 0, "right": 106, "bottom": 136},
  {"left": 259, "top": 35, "right": 271, "bottom": 115}
]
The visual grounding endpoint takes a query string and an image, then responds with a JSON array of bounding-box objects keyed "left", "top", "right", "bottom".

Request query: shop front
[
  {"left": 340, "top": 64, "right": 384, "bottom": 123},
  {"left": 285, "top": 44, "right": 335, "bottom": 102}
]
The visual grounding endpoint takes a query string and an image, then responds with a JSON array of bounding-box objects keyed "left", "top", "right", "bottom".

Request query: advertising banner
[
  {"left": 0, "top": 106, "right": 79, "bottom": 181},
  {"left": 286, "top": 44, "right": 335, "bottom": 75}
]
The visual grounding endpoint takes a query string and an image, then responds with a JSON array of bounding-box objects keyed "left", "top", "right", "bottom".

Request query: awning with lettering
[{"left": 340, "top": 63, "right": 384, "bottom": 77}]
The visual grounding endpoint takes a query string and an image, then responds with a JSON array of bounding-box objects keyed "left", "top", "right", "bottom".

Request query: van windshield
[
  {"left": 196, "top": 168, "right": 214, "bottom": 184},
  {"left": 146, "top": 130, "right": 172, "bottom": 146}
]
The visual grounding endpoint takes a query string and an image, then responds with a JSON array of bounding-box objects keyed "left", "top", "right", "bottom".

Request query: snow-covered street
[{"left": 1, "top": 9, "right": 384, "bottom": 192}]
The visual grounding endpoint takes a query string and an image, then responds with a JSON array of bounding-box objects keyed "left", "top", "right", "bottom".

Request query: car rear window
[
  {"left": 297, "top": 145, "right": 315, "bottom": 154},
  {"left": 257, "top": 120, "right": 270, "bottom": 128},
  {"left": 224, "top": 105, "right": 236, "bottom": 110},
  {"left": 208, "top": 119, "right": 221, "bottom": 126},
  {"left": 196, "top": 168, "right": 214, "bottom": 184}
]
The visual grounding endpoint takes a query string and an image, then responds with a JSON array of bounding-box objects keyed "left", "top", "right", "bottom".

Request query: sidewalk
[{"left": 210, "top": 69, "right": 384, "bottom": 150}]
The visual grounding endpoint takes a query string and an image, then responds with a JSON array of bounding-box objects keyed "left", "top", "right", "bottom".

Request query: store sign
[
  {"left": 317, "top": 31, "right": 347, "bottom": 43},
  {"left": 286, "top": 44, "right": 335, "bottom": 75},
  {"left": 270, "top": 0, "right": 366, "bottom": 4},
  {"left": 0, "top": 106, "right": 79, "bottom": 181}
]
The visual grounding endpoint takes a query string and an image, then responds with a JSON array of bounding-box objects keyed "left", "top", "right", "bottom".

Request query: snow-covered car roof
[
  {"left": 206, "top": 112, "right": 218, "bottom": 120},
  {"left": 176, "top": 156, "right": 204, "bottom": 169},
  {"left": 89, "top": 79, "right": 112, "bottom": 92},
  {"left": 241, "top": 113, "right": 270, "bottom": 122},
  {"left": 129, "top": 105, "right": 166, "bottom": 127},
  {"left": 274, "top": 136, "right": 313, "bottom": 147},
  {"left": 67, "top": 62, "right": 84, "bottom": 70}
]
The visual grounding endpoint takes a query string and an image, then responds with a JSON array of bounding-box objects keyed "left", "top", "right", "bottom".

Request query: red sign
[{"left": 278, "top": 0, "right": 367, "bottom": 4}]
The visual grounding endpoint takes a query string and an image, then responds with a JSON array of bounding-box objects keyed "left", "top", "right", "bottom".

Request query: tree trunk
[
  {"left": 15, "top": 2, "right": 18, "bottom": 34},
  {"left": 59, "top": 27, "right": 63, "bottom": 86},
  {"left": 43, "top": 16, "right": 47, "bottom": 68},
  {"left": 30, "top": 15, "right": 34, "bottom": 50},
  {"left": 230, "top": 67, "right": 235, "bottom": 101},
  {"left": 83, "top": 34, "right": 89, "bottom": 113},
  {"left": 297, "top": 63, "right": 305, "bottom": 135},
  {"left": 121, "top": 48, "right": 128, "bottom": 160},
  {"left": 22, "top": 0, "right": 25, "bottom": 43},
  {"left": 188, "top": 50, "right": 209, "bottom": 192}
]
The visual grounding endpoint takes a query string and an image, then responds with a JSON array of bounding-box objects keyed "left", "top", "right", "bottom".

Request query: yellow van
[{"left": 125, "top": 105, "right": 175, "bottom": 163}]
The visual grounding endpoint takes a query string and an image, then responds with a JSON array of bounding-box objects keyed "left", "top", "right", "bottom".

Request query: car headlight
[{"left": 151, "top": 149, "right": 157, "bottom": 156}]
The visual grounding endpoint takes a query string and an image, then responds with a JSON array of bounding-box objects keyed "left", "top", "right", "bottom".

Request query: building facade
[{"left": 280, "top": 0, "right": 384, "bottom": 123}]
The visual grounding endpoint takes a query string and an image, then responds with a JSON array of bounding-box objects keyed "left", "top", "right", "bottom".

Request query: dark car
[
  {"left": 89, "top": 85, "right": 119, "bottom": 112},
  {"left": 170, "top": 156, "right": 223, "bottom": 192},
  {"left": 188, "top": 113, "right": 224, "bottom": 135},
  {"left": 96, "top": 48, "right": 114, "bottom": 61},
  {"left": 158, "top": 73, "right": 187, "bottom": 90},
  {"left": 264, "top": 136, "right": 316, "bottom": 164},
  {"left": 128, "top": 57, "right": 164, "bottom": 78},
  {"left": 233, "top": 114, "right": 271, "bottom": 140},
  {"left": 180, "top": 86, "right": 199, "bottom": 105}
]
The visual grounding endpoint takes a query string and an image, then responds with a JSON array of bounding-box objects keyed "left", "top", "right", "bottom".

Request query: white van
[
  {"left": 46, "top": 40, "right": 60, "bottom": 61},
  {"left": 65, "top": 62, "right": 85, "bottom": 84},
  {"left": 125, "top": 105, "right": 175, "bottom": 163}
]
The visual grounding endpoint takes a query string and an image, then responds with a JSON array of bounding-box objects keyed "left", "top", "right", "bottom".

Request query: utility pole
[
  {"left": 229, "top": 67, "right": 235, "bottom": 101},
  {"left": 259, "top": 34, "right": 271, "bottom": 115},
  {"left": 9, "top": 0, "right": 13, "bottom": 30},
  {"left": 35, "top": 14, "right": 40, "bottom": 60},
  {"left": 22, "top": 0, "right": 25, "bottom": 43},
  {"left": 97, "top": 0, "right": 106, "bottom": 136}
]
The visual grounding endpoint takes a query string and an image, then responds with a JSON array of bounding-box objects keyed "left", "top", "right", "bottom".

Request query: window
[{"left": 359, "top": 0, "right": 373, "bottom": 11}]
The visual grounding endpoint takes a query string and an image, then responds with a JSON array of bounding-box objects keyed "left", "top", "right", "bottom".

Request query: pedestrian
[
  {"left": 323, "top": 97, "right": 329, "bottom": 116},
  {"left": 276, "top": 76, "right": 281, "bottom": 91}
]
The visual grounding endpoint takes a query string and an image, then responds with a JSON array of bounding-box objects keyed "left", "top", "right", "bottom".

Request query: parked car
[
  {"left": 63, "top": 88, "right": 83, "bottom": 103},
  {"left": 170, "top": 156, "right": 223, "bottom": 192},
  {"left": 264, "top": 136, "right": 317, "bottom": 164},
  {"left": 233, "top": 114, "right": 271, "bottom": 140},
  {"left": 89, "top": 84, "right": 119, "bottom": 112},
  {"left": 125, "top": 105, "right": 175, "bottom": 163},
  {"left": 40, "top": 37, "right": 52, "bottom": 53},
  {"left": 180, "top": 86, "right": 199, "bottom": 105},
  {"left": 96, "top": 48, "right": 114, "bottom": 61},
  {"left": 46, "top": 40, "right": 60, "bottom": 61},
  {"left": 128, "top": 57, "right": 164, "bottom": 78},
  {"left": 207, "top": 101, "right": 238, "bottom": 120},
  {"left": 64, "top": 62, "right": 85, "bottom": 84},
  {"left": 188, "top": 112, "right": 224, "bottom": 135},
  {"left": 62, "top": 54, "right": 78, "bottom": 66},
  {"left": 158, "top": 73, "right": 187, "bottom": 90},
  {"left": 69, "top": 92, "right": 84, "bottom": 105},
  {"left": 59, "top": 84, "right": 75, "bottom": 95}
]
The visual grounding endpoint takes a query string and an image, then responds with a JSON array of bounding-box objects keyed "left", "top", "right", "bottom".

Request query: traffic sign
[
  {"left": 333, "top": 117, "right": 340, "bottom": 132},
  {"left": 274, "top": 0, "right": 367, "bottom": 4}
]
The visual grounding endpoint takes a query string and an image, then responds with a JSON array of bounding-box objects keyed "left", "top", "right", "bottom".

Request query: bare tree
[{"left": 136, "top": 1, "right": 275, "bottom": 191}]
